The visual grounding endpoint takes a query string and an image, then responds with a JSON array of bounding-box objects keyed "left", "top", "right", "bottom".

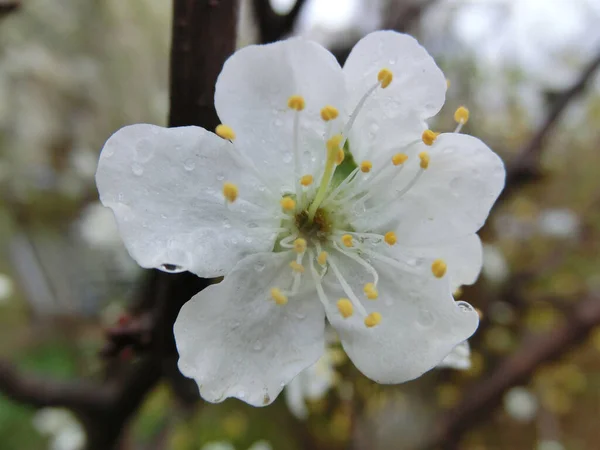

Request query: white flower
[
  {"left": 32, "top": 408, "right": 86, "bottom": 450},
  {"left": 436, "top": 341, "right": 471, "bottom": 371},
  {"left": 96, "top": 31, "right": 505, "bottom": 406},
  {"left": 503, "top": 386, "right": 539, "bottom": 423}
]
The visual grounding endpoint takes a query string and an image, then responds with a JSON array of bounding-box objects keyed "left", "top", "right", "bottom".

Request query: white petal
[
  {"left": 322, "top": 250, "right": 479, "bottom": 383},
  {"left": 437, "top": 341, "right": 471, "bottom": 370},
  {"left": 353, "top": 133, "right": 505, "bottom": 245},
  {"left": 285, "top": 375, "right": 309, "bottom": 419},
  {"left": 400, "top": 234, "right": 483, "bottom": 291},
  {"left": 343, "top": 31, "right": 446, "bottom": 161},
  {"left": 215, "top": 38, "right": 346, "bottom": 189},
  {"left": 174, "top": 252, "right": 325, "bottom": 407},
  {"left": 96, "top": 124, "right": 280, "bottom": 277}
]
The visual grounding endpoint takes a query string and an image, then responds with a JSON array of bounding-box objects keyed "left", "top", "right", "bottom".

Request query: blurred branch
[
  {"left": 0, "top": 1, "right": 19, "bottom": 18},
  {"left": 251, "top": 0, "right": 307, "bottom": 44},
  {"left": 426, "top": 293, "right": 600, "bottom": 450},
  {"left": 502, "top": 50, "right": 600, "bottom": 200}
]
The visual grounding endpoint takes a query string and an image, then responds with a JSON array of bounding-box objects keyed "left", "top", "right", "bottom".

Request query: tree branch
[
  {"left": 251, "top": 0, "right": 307, "bottom": 44},
  {"left": 426, "top": 294, "right": 600, "bottom": 449}
]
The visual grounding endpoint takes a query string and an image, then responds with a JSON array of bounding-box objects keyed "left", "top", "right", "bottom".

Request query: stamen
[
  {"left": 293, "top": 238, "right": 307, "bottom": 254},
  {"left": 431, "top": 259, "right": 447, "bottom": 278},
  {"left": 308, "top": 251, "right": 332, "bottom": 310},
  {"left": 364, "top": 282, "right": 378, "bottom": 300},
  {"left": 384, "top": 231, "right": 397, "bottom": 246},
  {"left": 364, "top": 312, "right": 382, "bottom": 328},
  {"left": 360, "top": 160, "right": 372, "bottom": 173},
  {"left": 287, "top": 95, "right": 305, "bottom": 111},
  {"left": 300, "top": 174, "right": 313, "bottom": 187},
  {"left": 289, "top": 261, "right": 304, "bottom": 273},
  {"left": 279, "top": 235, "right": 298, "bottom": 249},
  {"left": 270, "top": 288, "right": 288, "bottom": 305},
  {"left": 422, "top": 129, "right": 439, "bottom": 146},
  {"left": 454, "top": 106, "right": 469, "bottom": 133},
  {"left": 280, "top": 197, "right": 296, "bottom": 211},
  {"left": 337, "top": 298, "right": 354, "bottom": 318},
  {"left": 320, "top": 105, "right": 339, "bottom": 121},
  {"left": 327, "top": 256, "right": 367, "bottom": 316},
  {"left": 392, "top": 153, "right": 408, "bottom": 166},
  {"left": 317, "top": 251, "right": 328, "bottom": 266},
  {"left": 335, "top": 148, "right": 345, "bottom": 165},
  {"left": 419, "top": 151, "right": 430, "bottom": 169},
  {"left": 332, "top": 242, "right": 379, "bottom": 286},
  {"left": 215, "top": 124, "right": 236, "bottom": 140},
  {"left": 308, "top": 134, "right": 343, "bottom": 221},
  {"left": 377, "top": 69, "right": 393, "bottom": 89},
  {"left": 222, "top": 182, "right": 238, "bottom": 203},
  {"left": 341, "top": 234, "right": 353, "bottom": 247}
]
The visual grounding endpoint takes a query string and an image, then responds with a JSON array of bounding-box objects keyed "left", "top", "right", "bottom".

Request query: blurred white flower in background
[
  {"left": 201, "top": 441, "right": 272, "bottom": 450},
  {"left": 537, "top": 208, "right": 580, "bottom": 239},
  {"left": 482, "top": 244, "right": 510, "bottom": 285},
  {"left": 537, "top": 441, "right": 566, "bottom": 450},
  {"left": 503, "top": 386, "right": 539, "bottom": 423},
  {"left": 32, "top": 408, "right": 86, "bottom": 450},
  {"left": 437, "top": 341, "right": 471, "bottom": 370},
  {"left": 0, "top": 273, "right": 14, "bottom": 304}
]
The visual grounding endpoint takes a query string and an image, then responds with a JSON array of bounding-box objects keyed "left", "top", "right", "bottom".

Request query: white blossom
[{"left": 96, "top": 31, "right": 505, "bottom": 406}]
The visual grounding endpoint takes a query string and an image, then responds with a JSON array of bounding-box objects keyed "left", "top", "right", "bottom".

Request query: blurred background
[{"left": 1, "top": 0, "right": 600, "bottom": 449}]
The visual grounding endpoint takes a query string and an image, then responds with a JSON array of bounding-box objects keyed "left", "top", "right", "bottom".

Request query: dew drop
[
  {"left": 295, "top": 310, "right": 306, "bottom": 320},
  {"left": 283, "top": 153, "right": 292, "bottom": 163},
  {"left": 160, "top": 213, "right": 167, "bottom": 219},
  {"left": 131, "top": 163, "right": 144, "bottom": 176},
  {"left": 231, "top": 237, "right": 238, "bottom": 245},
  {"left": 369, "top": 123, "right": 379, "bottom": 135},
  {"left": 135, "top": 139, "right": 154, "bottom": 162},
  {"left": 247, "top": 222, "right": 258, "bottom": 229},
  {"left": 175, "top": 144, "right": 182, "bottom": 152},
  {"left": 258, "top": 185, "right": 266, "bottom": 192},
  {"left": 254, "top": 262, "right": 266, "bottom": 272},
  {"left": 104, "top": 146, "right": 115, "bottom": 157},
  {"left": 384, "top": 298, "right": 393, "bottom": 307},
  {"left": 161, "top": 263, "right": 185, "bottom": 273},
  {"left": 222, "top": 218, "right": 231, "bottom": 229},
  {"left": 253, "top": 341, "right": 263, "bottom": 351},
  {"left": 274, "top": 118, "right": 283, "bottom": 127},
  {"left": 457, "top": 301, "right": 475, "bottom": 313},
  {"left": 216, "top": 173, "right": 225, "bottom": 181},
  {"left": 245, "top": 236, "right": 253, "bottom": 243},
  {"left": 117, "top": 192, "right": 125, "bottom": 202},
  {"left": 417, "top": 308, "right": 435, "bottom": 327},
  {"left": 238, "top": 391, "right": 246, "bottom": 399},
  {"left": 231, "top": 320, "right": 241, "bottom": 329},
  {"left": 184, "top": 159, "right": 195, "bottom": 171}
]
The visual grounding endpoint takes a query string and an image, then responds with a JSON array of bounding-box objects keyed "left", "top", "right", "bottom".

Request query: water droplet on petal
[
  {"left": 258, "top": 185, "right": 266, "bottom": 192},
  {"left": 231, "top": 320, "right": 240, "bottom": 329},
  {"left": 131, "top": 163, "right": 144, "bottom": 176},
  {"left": 161, "top": 263, "right": 185, "bottom": 273},
  {"left": 283, "top": 153, "right": 292, "bottom": 163},
  {"left": 247, "top": 222, "right": 258, "bottom": 229},
  {"left": 245, "top": 236, "right": 253, "bottom": 243},
  {"left": 184, "top": 159, "right": 195, "bottom": 171},
  {"left": 253, "top": 341, "right": 263, "bottom": 351},
  {"left": 417, "top": 308, "right": 435, "bottom": 327},
  {"left": 216, "top": 173, "right": 225, "bottom": 181},
  {"left": 274, "top": 118, "right": 283, "bottom": 127},
  {"left": 295, "top": 310, "right": 306, "bottom": 320},
  {"left": 222, "top": 218, "right": 231, "bottom": 229},
  {"left": 254, "top": 262, "right": 265, "bottom": 272},
  {"left": 117, "top": 192, "right": 125, "bottom": 202},
  {"left": 135, "top": 139, "right": 154, "bottom": 162},
  {"left": 457, "top": 301, "right": 475, "bottom": 313},
  {"left": 238, "top": 391, "right": 246, "bottom": 399}
]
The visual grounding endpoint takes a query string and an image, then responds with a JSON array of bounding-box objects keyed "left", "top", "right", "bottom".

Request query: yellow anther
[
  {"left": 271, "top": 288, "right": 288, "bottom": 305},
  {"left": 317, "top": 251, "right": 328, "bottom": 265},
  {"left": 419, "top": 151, "right": 430, "bottom": 169},
  {"left": 422, "top": 129, "right": 439, "bottom": 146},
  {"left": 341, "top": 234, "right": 353, "bottom": 247},
  {"left": 364, "top": 283, "right": 378, "bottom": 300},
  {"left": 300, "top": 174, "right": 313, "bottom": 186},
  {"left": 215, "top": 124, "right": 236, "bottom": 140},
  {"left": 377, "top": 68, "right": 393, "bottom": 89},
  {"left": 320, "top": 105, "right": 339, "bottom": 121},
  {"left": 222, "top": 182, "right": 238, "bottom": 203},
  {"left": 288, "top": 95, "right": 305, "bottom": 111},
  {"left": 364, "top": 312, "right": 382, "bottom": 328},
  {"left": 384, "top": 231, "right": 397, "bottom": 246},
  {"left": 289, "top": 261, "right": 305, "bottom": 273},
  {"left": 293, "top": 238, "right": 307, "bottom": 254},
  {"left": 454, "top": 106, "right": 469, "bottom": 124},
  {"left": 335, "top": 148, "right": 345, "bottom": 165},
  {"left": 337, "top": 298, "right": 354, "bottom": 318},
  {"left": 453, "top": 287, "right": 463, "bottom": 298},
  {"left": 360, "top": 160, "right": 372, "bottom": 173},
  {"left": 431, "top": 259, "right": 447, "bottom": 278},
  {"left": 280, "top": 196, "right": 296, "bottom": 211},
  {"left": 391, "top": 153, "right": 408, "bottom": 166},
  {"left": 326, "top": 134, "right": 343, "bottom": 153}
]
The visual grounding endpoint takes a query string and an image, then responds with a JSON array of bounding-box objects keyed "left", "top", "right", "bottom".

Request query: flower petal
[
  {"left": 353, "top": 133, "right": 505, "bottom": 245},
  {"left": 323, "top": 249, "right": 479, "bottom": 383},
  {"left": 343, "top": 31, "right": 446, "bottom": 161},
  {"left": 174, "top": 252, "right": 325, "bottom": 407},
  {"left": 400, "top": 234, "right": 483, "bottom": 291},
  {"left": 436, "top": 341, "right": 471, "bottom": 370},
  {"left": 96, "top": 124, "right": 279, "bottom": 277},
  {"left": 215, "top": 38, "right": 345, "bottom": 189}
]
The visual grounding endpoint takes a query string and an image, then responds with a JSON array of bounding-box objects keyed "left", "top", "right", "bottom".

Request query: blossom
[
  {"left": 33, "top": 408, "right": 86, "bottom": 450},
  {"left": 437, "top": 341, "right": 471, "bottom": 371},
  {"left": 96, "top": 31, "right": 505, "bottom": 406}
]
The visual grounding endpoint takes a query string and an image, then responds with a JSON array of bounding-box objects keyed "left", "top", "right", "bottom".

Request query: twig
[
  {"left": 251, "top": 0, "right": 307, "bottom": 44},
  {"left": 0, "top": 1, "right": 20, "bottom": 18},
  {"left": 426, "top": 294, "right": 600, "bottom": 449}
]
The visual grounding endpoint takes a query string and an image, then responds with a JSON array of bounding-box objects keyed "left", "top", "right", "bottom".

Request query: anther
[
  {"left": 280, "top": 197, "right": 296, "bottom": 211},
  {"left": 364, "top": 283, "right": 378, "bottom": 300},
  {"left": 431, "top": 259, "right": 447, "bottom": 278},
  {"left": 392, "top": 153, "right": 408, "bottom": 166},
  {"left": 335, "top": 148, "right": 345, "bottom": 165},
  {"left": 300, "top": 174, "right": 313, "bottom": 186},
  {"left": 337, "top": 298, "right": 354, "bottom": 318},
  {"left": 384, "top": 231, "right": 397, "bottom": 246},
  {"left": 288, "top": 95, "right": 305, "bottom": 111},
  {"left": 360, "top": 160, "right": 373, "bottom": 173},
  {"left": 327, "top": 134, "right": 343, "bottom": 153},
  {"left": 454, "top": 106, "right": 469, "bottom": 124},
  {"left": 364, "top": 312, "right": 382, "bottom": 328},
  {"left": 320, "top": 105, "right": 339, "bottom": 121},
  {"left": 222, "top": 182, "right": 238, "bottom": 203},
  {"left": 419, "top": 151, "right": 430, "bottom": 169},
  {"left": 289, "top": 261, "right": 305, "bottom": 273},
  {"left": 341, "top": 234, "right": 353, "bottom": 248},
  {"left": 215, "top": 124, "right": 236, "bottom": 141},
  {"left": 317, "top": 251, "right": 328, "bottom": 265},
  {"left": 271, "top": 288, "right": 288, "bottom": 305},
  {"left": 422, "top": 129, "right": 439, "bottom": 146},
  {"left": 293, "top": 238, "right": 307, "bottom": 254},
  {"left": 377, "top": 68, "right": 393, "bottom": 89}
]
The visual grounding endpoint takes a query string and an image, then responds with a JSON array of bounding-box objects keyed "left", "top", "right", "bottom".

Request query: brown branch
[
  {"left": 251, "top": 0, "right": 307, "bottom": 44},
  {"left": 0, "top": 1, "right": 20, "bottom": 18},
  {"left": 426, "top": 294, "right": 600, "bottom": 449},
  {"left": 502, "top": 50, "right": 600, "bottom": 200}
]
